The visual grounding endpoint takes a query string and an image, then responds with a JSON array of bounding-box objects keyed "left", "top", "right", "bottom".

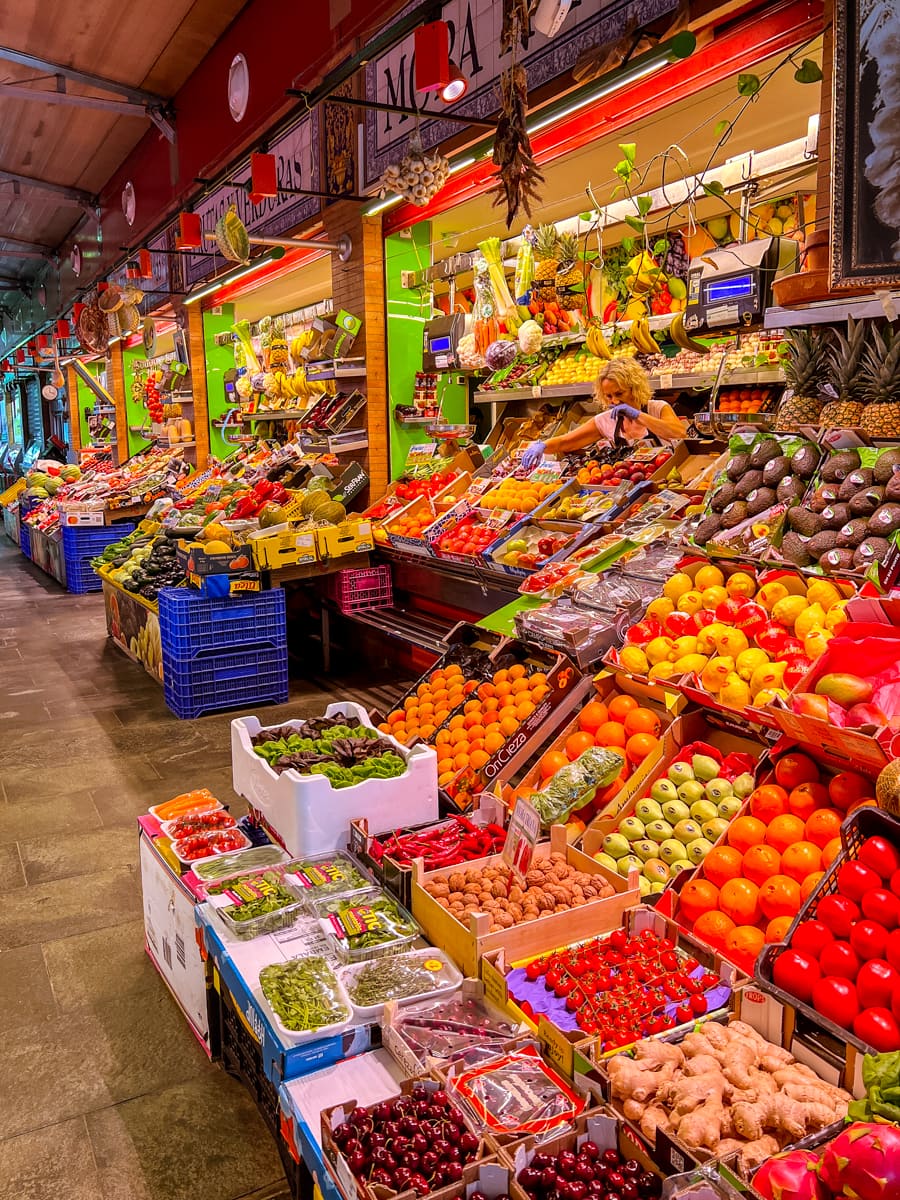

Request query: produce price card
[{"left": 502, "top": 797, "right": 540, "bottom": 883}]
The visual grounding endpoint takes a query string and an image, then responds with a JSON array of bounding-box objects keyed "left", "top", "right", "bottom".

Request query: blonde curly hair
[{"left": 594, "top": 357, "right": 653, "bottom": 410}]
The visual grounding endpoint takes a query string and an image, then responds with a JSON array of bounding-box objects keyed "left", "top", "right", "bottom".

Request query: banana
[
  {"left": 586, "top": 321, "right": 612, "bottom": 359},
  {"left": 630, "top": 318, "right": 658, "bottom": 355},
  {"left": 669, "top": 312, "right": 710, "bottom": 354}
]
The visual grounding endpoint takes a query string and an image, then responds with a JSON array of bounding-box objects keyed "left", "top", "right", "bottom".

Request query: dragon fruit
[
  {"left": 755, "top": 1151, "right": 828, "bottom": 1200},
  {"left": 819, "top": 1123, "right": 900, "bottom": 1200}
]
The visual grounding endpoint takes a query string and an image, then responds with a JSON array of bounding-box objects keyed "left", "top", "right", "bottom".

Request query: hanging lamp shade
[
  {"left": 139, "top": 249, "right": 153, "bottom": 279},
  {"left": 414, "top": 21, "right": 450, "bottom": 93},
  {"left": 177, "top": 212, "right": 203, "bottom": 250},
  {"left": 250, "top": 153, "right": 278, "bottom": 204}
]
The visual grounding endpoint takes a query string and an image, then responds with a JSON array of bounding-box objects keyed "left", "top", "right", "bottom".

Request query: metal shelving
[
  {"left": 474, "top": 367, "right": 785, "bottom": 404},
  {"left": 765, "top": 292, "right": 900, "bottom": 328}
]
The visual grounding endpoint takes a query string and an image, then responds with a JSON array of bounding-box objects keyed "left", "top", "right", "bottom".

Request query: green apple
[
  {"left": 705, "top": 778, "right": 733, "bottom": 804},
  {"left": 674, "top": 818, "right": 703, "bottom": 845},
  {"left": 659, "top": 838, "right": 689, "bottom": 865},
  {"left": 602, "top": 832, "right": 632, "bottom": 860},
  {"left": 638, "top": 875, "right": 652, "bottom": 896},
  {"left": 593, "top": 852, "right": 619, "bottom": 871},
  {"left": 717, "top": 796, "right": 744, "bottom": 820},
  {"left": 633, "top": 839, "right": 660, "bottom": 862},
  {"left": 687, "top": 837, "right": 713, "bottom": 864},
  {"left": 635, "top": 797, "right": 664, "bottom": 823},
  {"left": 619, "top": 816, "right": 647, "bottom": 843},
  {"left": 667, "top": 762, "right": 695, "bottom": 787},
  {"left": 661, "top": 798, "right": 691, "bottom": 824},
  {"left": 643, "top": 859, "right": 670, "bottom": 884},
  {"left": 617, "top": 854, "right": 643, "bottom": 877},
  {"left": 690, "top": 799, "right": 719, "bottom": 824},
  {"left": 645, "top": 819, "right": 674, "bottom": 844},
  {"left": 507, "top": 538, "right": 529, "bottom": 552},
  {"left": 732, "top": 772, "right": 756, "bottom": 798},
  {"left": 692, "top": 754, "right": 720, "bottom": 782},
  {"left": 651, "top": 779, "right": 679, "bottom": 805},
  {"left": 677, "top": 780, "right": 706, "bottom": 806},
  {"left": 702, "top": 817, "right": 730, "bottom": 842}
]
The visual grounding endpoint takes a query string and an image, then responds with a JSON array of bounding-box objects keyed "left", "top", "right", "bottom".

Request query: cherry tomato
[
  {"left": 817, "top": 894, "right": 861, "bottom": 939},
  {"left": 772, "top": 949, "right": 821, "bottom": 1002},
  {"left": 812, "top": 976, "right": 860, "bottom": 1028},
  {"left": 791, "top": 920, "right": 834, "bottom": 958},
  {"left": 886, "top": 929, "right": 900, "bottom": 973},
  {"left": 853, "top": 1007, "right": 900, "bottom": 1052},
  {"left": 850, "top": 920, "right": 889, "bottom": 962},
  {"left": 819, "top": 940, "right": 861, "bottom": 980},
  {"left": 857, "top": 959, "right": 900, "bottom": 1008}
]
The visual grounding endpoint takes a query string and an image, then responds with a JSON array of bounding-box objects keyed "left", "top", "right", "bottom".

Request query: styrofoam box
[{"left": 231, "top": 701, "right": 439, "bottom": 856}]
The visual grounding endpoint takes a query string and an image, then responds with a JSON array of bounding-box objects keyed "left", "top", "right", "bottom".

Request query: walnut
[
  {"left": 436, "top": 896, "right": 450, "bottom": 909},
  {"left": 431, "top": 874, "right": 449, "bottom": 887},
  {"left": 509, "top": 902, "right": 524, "bottom": 922},
  {"left": 491, "top": 880, "right": 508, "bottom": 899},
  {"left": 430, "top": 883, "right": 450, "bottom": 898},
  {"left": 448, "top": 872, "right": 466, "bottom": 892},
  {"left": 508, "top": 885, "right": 524, "bottom": 904},
  {"left": 494, "top": 910, "right": 515, "bottom": 928},
  {"left": 449, "top": 891, "right": 465, "bottom": 904}
]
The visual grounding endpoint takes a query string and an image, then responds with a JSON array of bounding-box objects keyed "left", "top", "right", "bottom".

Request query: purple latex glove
[{"left": 521, "top": 440, "right": 546, "bottom": 470}]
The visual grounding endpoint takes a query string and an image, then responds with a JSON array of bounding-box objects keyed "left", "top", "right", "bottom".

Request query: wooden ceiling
[{"left": 0, "top": 0, "right": 246, "bottom": 284}]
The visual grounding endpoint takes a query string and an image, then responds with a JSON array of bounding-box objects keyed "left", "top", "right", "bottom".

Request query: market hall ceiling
[{"left": 0, "top": 0, "right": 247, "bottom": 293}]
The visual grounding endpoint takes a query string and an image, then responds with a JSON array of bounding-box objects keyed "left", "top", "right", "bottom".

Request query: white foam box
[{"left": 231, "top": 701, "right": 439, "bottom": 856}]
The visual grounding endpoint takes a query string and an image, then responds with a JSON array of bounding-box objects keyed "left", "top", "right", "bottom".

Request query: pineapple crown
[
  {"left": 556, "top": 232, "right": 579, "bottom": 262},
  {"left": 783, "top": 327, "right": 830, "bottom": 395},
  {"left": 827, "top": 317, "right": 867, "bottom": 402},
  {"left": 534, "top": 224, "right": 560, "bottom": 259},
  {"left": 861, "top": 322, "right": 900, "bottom": 404}
]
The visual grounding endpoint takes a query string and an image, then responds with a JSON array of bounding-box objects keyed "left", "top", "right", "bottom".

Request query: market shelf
[
  {"left": 334, "top": 602, "right": 450, "bottom": 653},
  {"left": 240, "top": 410, "right": 309, "bottom": 421},
  {"left": 473, "top": 366, "right": 785, "bottom": 404},
  {"left": 765, "top": 291, "right": 900, "bottom": 328}
]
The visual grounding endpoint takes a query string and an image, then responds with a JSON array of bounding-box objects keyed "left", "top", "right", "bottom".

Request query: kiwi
[
  {"left": 869, "top": 503, "right": 900, "bottom": 535},
  {"left": 725, "top": 453, "right": 750, "bottom": 482},
  {"left": 874, "top": 448, "right": 900, "bottom": 484},
  {"left": 777, "top": 475, "right": 806, "bottom": 504},
  {"left": 821, "top": 503, "right": 851, "bottom": 529},
  {"left": 710, "top": 481, "right": 737, "bottom": 513},
  {"left": 809, "top": 484, "right": 840, "bottom": 512},
  {"left": 720, "top": 501, "right": 749, "bottom": 529},
  {"left": 837, "top": 518, "right": 870, "bottom": 548},
  {"left": 749, "top": 438, "right": 781, "bottom": 469},
  {"left": 763, "top": 455, "right": 791, "bottom": 487},
  {"left": 781, "top": 531, "right": 812, "bottom": 567},
  {"left": 839, "top": 468, "right": 875, "bottom": 499},
  {"left": 807, "top": 530, "right": 839, "bottom": 559},
  {"left": 820, "top": 547, "right": 856, "bottom": 573},
  {"left": 747, "top": 487, "right": 776, "bottom": 516},
  {"left": 789, "top": 508, "right": 825, "bottom": 536},
  {"left": 821, "top": 448, "right": 862, "bottom": 482},
  {"left": 885, "top": 473, "right": 900, "bottom": 503},
  {"left": 694, "top": 514, "right": 723, "bottom": 546},
  {"left": 854, "top": 537, "right": 891, "bottom": 567},
  {"left": 790, "top": 444, "right": 820, "bottom": 479},
  {"left": 848, "top": 485, "right": 884, "bottom": 517},
  {"left": 735, "top": 470, "right": 765, "bottom": 499}
]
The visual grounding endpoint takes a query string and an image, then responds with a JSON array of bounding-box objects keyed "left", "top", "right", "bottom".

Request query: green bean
[
  {"left": 348, "top": 957, "right": 442, "bottom": 1007},
  {"left": 260, "top": 957, "right": 349, "bottom": 1032},
  {"left": 193, "top": 845, "right": 285, "bottom": 881}
]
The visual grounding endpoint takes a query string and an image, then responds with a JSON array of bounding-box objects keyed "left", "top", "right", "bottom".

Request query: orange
[
  {"left": 780, "top": 840, "right": 822, "bottom": 883},
  {"left": 703, "top": 845, "right": 744, "bottom": 888},
  {"left": 765, "top": 813, "right": 806, "bottom": 854},
  {"left": 742, "top": 843, "right": 782, "bottom": 884},
  {"left": 511, "top": 677, "right": 530, "bottom": 695},
  {"left": 484, "top": 731, "right": 505, "bottom": 754},
  {"left": 608, "top": 694, "right": 639, "bottom": 723},
  {"left": 822, "top": 837, "right": 842, "bottom": 867},
  {"left": 805, "top": 808, "right": 843, "bottom": 849},
  {"left": 725, "top": 925, "right": 766, "bottom": 971},
  {"left": 692, "top": 910, "right": 736, "bottom": 951},
  {"left": 469, "top": 749, "right": 490, "bottom": 770},
  {"left": 516, "top": 701, "right": 535, "bottom": 720},
  {"left": 719, "top": 877, "right": 761, "bottom": 924},
  {"left": 727, "top": 816, "right": 767, "bottom": 853},
  {"left": 493, "top": 669, "right": 509, "bottom": 685},
  {"left": 626, "top": 732, "right": 658, "bottom": 763},
  {"left": 828, "top": 771, "right": 871, "bottom": 811},
  {"left": 508, "top": 664, "right": 527, "bottom": 680},
  {"left": 624, "top": 707, "right": 661, "bottom": 736},
  {"left": 848, "top": 797, "right": 877, "bottom": 815},
  {"left": 801, "top": 871, "right": 824, "bottom": 900},
  {"left": 787, "top": 782, "right": 829, "bottom": 820},
  {"left": 596, "top": 721, "right": 627, "bottom": 748},
  {"left": 499, "top": 716, "right": 519, "bottom": 737},
  {"left": 749, "top": 785, "right": 790, "bottom": 823},
  {"left": 566, "top": 731, "right": 596, "bottom": 761},
  {"left": 765, "top": 915, "right": 794, "bottom": 943},
  {"left": 679, "top": 878, "right": 721, "bottom": 924},
  {"left": 540, "top": 750, "right": 569, "bottom": 779},
  {"left": 757, "top": 874, "right": 801, "bottom": 920},
  {"left": 578, "top": 701, "right": 609, "bottom": 733}
]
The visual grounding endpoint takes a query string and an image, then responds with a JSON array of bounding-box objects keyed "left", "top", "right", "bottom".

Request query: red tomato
[
  {"left": 859, "top": 836, "right": 900, "bottom": 881},
  {"left": 774, "top": 752, "right": 821, "bottom": 790},
  {"left": 772, "top": 949, "right": 821, "bottom": 1002},
  {"left": 853, "top": 1007, "right": 900, "bottom": 1052},
  {"left": 838, "top": 862, "right": 883, "bottom": 903},
  {"left": 819, "top": 940, "right": 861, "bottom": 980},
  {"left": 851, "top": 920, "right": 890, "bottom": 962},
  {"left": 862, "top": 889, "right": 900, "bottom": 930},
  {"left": 886, "top": 929, "right": 900, "bottom": 973},
  {"left": 857, "top": 959, "right": 900, "bottom": 1008},
  {"left": 891, "top": 870, "right": 900, "bottom": 898},
  {"left": 791, "top": 920, "right": 834, "bottom": 959},
  {"left": 812, "top": 976, "right": 860, "bottom": 1028},
  {"left": 817, "top": 894, "right": 861, "bottom": 939}
]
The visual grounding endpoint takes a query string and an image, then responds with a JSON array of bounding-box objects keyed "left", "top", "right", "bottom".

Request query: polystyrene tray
[
  {"left": 170, "top": 827, "right": 251, "bottom": 868},
  {"left": 338, "top": 947, "right": 463, "bottom": 1021}
]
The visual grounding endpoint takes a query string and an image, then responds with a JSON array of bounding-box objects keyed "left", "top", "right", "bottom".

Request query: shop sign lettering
[
  {"left": 185, "top": 114, "right": 321, "bottom": 286},
  {"left": 363, "top": 0, "right": 678, "bottom": 187}
]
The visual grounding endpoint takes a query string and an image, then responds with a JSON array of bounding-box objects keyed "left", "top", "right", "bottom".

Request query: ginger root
[
  {"left": 677, "top": 1099, "right": 727, "bottom": 1151},
  {"left": 607, "top": 1055, "right": 675, "bottom": 1102}
]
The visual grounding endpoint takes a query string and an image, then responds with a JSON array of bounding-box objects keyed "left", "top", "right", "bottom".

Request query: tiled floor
[{"left": 0, "top": 540, "right": 405, "bottom": 1200}]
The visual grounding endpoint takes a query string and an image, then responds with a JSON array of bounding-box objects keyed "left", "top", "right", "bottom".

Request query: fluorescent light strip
[
  {"left": 527, "top": 59, "right": 663, "bottom": 135},
  {"left": 183, "top": 252, "right": 281, "bottom": 305},
  {"left": 364, "top": 194, "right": 403, "bottom": 217}
]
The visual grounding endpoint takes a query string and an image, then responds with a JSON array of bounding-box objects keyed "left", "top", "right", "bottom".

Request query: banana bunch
[
  {"left": 585, "top": 320, "right": 612, "bottom": 359},
  {"left": 669, "top": 311, "right": 710, "bottom": 354},
  {"left": 629, "top": 317, "right": 659, "bottom": 355},
  {"left": 290, "top": 330, "right": 315, "bottom": 361},
  {"left": 624, "top": 251, "right": 663, "bottom": 296},
  {"left": 505, "top": 307, "right": 523, "bottom": 335}
]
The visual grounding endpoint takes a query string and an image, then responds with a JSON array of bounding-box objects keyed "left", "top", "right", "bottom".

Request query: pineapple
[
  {"left": 532, "top": 225, "right": 560, "bottom": 304},
  {"left": 555, "top": 232, "right": 583, "bottom": 310},
  {"left": 775, "top": 327, "right": 829, "bottom": 429},
  {"left": 860, "top": 323, "right": 900, "bottom": 438},
  {"left": 821, "top": 318, "right": 866, "bottom": 427}
]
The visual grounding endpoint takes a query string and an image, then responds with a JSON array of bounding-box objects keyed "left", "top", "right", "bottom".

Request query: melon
[
  {"left": 317, "top": 500, "right": 347, "bottom": 525},
  {"left": 876, "top": 760, "right": 900, "bottom": 816},
  {"left": 202, "top": 540, "right": 232, "bottom": 554},
  {"left": 258, "top": 504, "right": 286, "bottom": 528},
  {"left": 300, "top": 491, "right": 330, "bottom": 518},
  {"left": 43, "top": 478, "right": 60, "bottom": 495},
  {"left": 307, "top": 477, "right": 331, "bottom": 492}
]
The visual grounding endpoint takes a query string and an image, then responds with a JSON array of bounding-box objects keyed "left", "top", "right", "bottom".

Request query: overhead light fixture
[
  {"left": 441, "top": 62, "right": 468, "bottom": 104},
  {"left": 183, "top": 248, "right": 286, "bottom": 305}
]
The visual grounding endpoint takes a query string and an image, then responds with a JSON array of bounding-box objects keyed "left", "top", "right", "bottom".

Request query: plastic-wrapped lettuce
[{"left": 531, "top": 747, "right": 624, "bottom": 827}]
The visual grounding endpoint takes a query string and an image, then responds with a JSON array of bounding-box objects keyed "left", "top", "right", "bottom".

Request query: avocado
[
  {"left": 820, "top": 548, "right": 856, "bottom": 573},
  {"left": 821, "top": 503, "right": 852, "bottom": 529},
  {"left": 790, "top": 443, "right": 821, "bottom": 479},
  {"left": 710, "top": 481, "right": 737, "bottom": 513},
  {"left": 837, "top": 519, "right": 870, "bottom": 548},
  {"left": 886, "top": 473, "right": 900, "bottom": 503},
  {"left": 869, "top": 504, "right": 900, "bottom": 535},
  {"left": 839, "top": 468, "right": 875, "bottom": 499},
  {"left": 763, "top": 455, "right": 791, "bottom": 487},
  {"left": 726, "top": 453, "right": 750, "bottom": 482},
  {"left": 735, "top": 470, "right": 765, "bottom": 498},
  {"left": 749, "top": 438, "right": 781, "bottom": 469},
  {"left": 854, "top": 537, "right": 891, "bottom": 568},
  {"left": 810, "top": 483, "right": 840, "bottom": 512},
  {"left": 694, "top": 514, "right": 724, "bottom": 546},
  {"left": 721, "top": 501, "right": 749, "bottom": 529},
  {"left": 821, "top": 448, "right": 862, "bottom": 482},
  {"left": 789, "top": 507, "right": 825, "bottom": 536},
  {"left": 808, "top": 530, "right": 839, "bottom": 559},
  {"left": 778, "top": 475, "right": 806, "bottom": 504},
  {"left": 747, "top": 487, "right": 776, "bottom": 516},
  {"left": 781, "top": 531, "right": 812, "bottom": 566},
  {"left": 849, "top": 485, "right": 885, "bottom": 517},
  {"left": 874, "top": 448, "right": 900, "bottom": 484}
]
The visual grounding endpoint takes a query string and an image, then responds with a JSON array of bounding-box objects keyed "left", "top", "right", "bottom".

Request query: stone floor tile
[
  {"left": 0, "top": 1117, "right": 102, "bottom": 1200},
  {"left": 0, "top": 865, "right": 141, "bottom": 951},
  {"left": 19, "top": 826, "right": 139, "bottom": 884},
  {"left": 0, "top": 842, "right": 25, "bottom": 889},
  {"left": 2, "top": 756, "right": 161, "bottom": 802},
  {"left": 0, "top": 791, "right": 102, "bottom": 844},
  {"left": 0, "top": 943, "right": 58, "bottom": 1032},
  {"left": 42, "top": 919, "right": 154, "bottom": 1011}
]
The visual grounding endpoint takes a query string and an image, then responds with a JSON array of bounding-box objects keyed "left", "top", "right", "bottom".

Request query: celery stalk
[{"left": 477, "top": 237, "right": 516, "bottom": 319}]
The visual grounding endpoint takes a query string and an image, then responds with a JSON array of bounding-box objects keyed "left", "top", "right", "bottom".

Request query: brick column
[
  {"left": 107, "top": 341, "right": 129, "bottom": 466},
  {"left": 185, "top": 305, "right": 210, "bottom": 468}
]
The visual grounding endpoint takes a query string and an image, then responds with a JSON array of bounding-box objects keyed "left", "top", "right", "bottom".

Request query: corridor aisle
[{"left": 0, "top": 540, "right": 331, "bottom": 1200}]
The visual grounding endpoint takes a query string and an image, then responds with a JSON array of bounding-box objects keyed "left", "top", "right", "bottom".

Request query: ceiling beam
[
  {"left": 0, "top": 45, "right": 167, "bottom": 106},
  {"left": 0, "top": 168, "right": 96, "bottom": 209},
  {"left": 0, "top": 234, "right": 53, "bottom": 252},
  {"left": 0, "top": 249, "right": 51, "bottom": 259},
  {"left": 0, "top": 81, "right": 150, "bottom": 118}
]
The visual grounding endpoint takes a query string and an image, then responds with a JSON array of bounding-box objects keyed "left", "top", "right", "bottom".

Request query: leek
[{"left": 477, "top": 237, "right": 516, "bottom": 319}]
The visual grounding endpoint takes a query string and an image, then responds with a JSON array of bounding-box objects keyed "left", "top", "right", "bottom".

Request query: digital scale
[
  {"left": 422, "top": 313, "right": 465, "bottom": 370},
  {"left": 684, "top": 236, "right": 799, "bottom": 331}
]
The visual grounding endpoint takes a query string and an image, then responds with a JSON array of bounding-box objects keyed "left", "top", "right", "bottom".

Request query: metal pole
[
  {"left": 291, "top": 90, "right": 497, "bottom": 130},
  {"left": 202, "top": 231, "right": 353, "bottom": 260}
]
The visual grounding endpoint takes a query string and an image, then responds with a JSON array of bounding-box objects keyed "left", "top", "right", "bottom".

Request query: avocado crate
[
  {"left": 62, "top": 521, "right": 136, "bottom": 593},
  {"left": 158, "top": 587, "right": 287, "bottom": 659},
  {"left": 163, "top": 644, "right": 289, "bottom": 719},
  {"left": 325, "top": 563, "right": 392, "bottom": 613}
]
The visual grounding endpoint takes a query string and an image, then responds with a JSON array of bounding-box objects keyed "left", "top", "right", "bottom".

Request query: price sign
[{"left": 501, "top": 796, "right": 541, "bottom": 883}]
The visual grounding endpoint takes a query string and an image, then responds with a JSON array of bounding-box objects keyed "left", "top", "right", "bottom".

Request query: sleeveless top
[{"left": 593, "top": 397, "right": 670, "bottom": 446}]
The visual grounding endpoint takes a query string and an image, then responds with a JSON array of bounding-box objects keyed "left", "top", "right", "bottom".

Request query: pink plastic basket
[{"left": 327, "top": 564, "right": 393, "bottom": 613}]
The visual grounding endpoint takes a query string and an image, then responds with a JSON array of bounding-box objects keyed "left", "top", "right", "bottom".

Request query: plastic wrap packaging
[
  {"left": 204, "top": 864, "right": 306, "bottom": 939},
  {"left": 447, "top": 1044, "right": 585, "bottom": 1136},
  {"left": 258, "top": 955, "right": 351, "bottom": 1035},
  {"left": 316, "top": 888, "right": 420, "bottom": 962},
  {"left": 289, "top": 852, "right": 373, "bottom": 909},
  {"left": 531, "top": 746, "right": 625, "bottom": 826},
  {"left": 192, "top": 843, "right": 288, "bottom": 882},
  {"left": 387, "top": 991, "right": 523, "bottom": 1070}
]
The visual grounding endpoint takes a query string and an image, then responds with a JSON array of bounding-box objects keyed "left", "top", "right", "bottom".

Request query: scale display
[
  {"left": 703, "top": 273, "right": 756, "bottom": 302},
  {"left": 427, "top": 334, "right": 452, "bottom": 354}
]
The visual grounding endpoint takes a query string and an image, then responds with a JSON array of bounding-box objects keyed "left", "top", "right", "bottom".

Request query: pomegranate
[
  {"left": 819, "top": 1123, "right": 900, "bottom": 1200},
  {"left": 755, "top": 1151, "right": 828, "bottom": 1200}
]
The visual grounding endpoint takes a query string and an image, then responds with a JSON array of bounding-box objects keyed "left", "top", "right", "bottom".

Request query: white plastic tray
[
  {"left": 170, "top": 827, "right": 251, "bottom": 868},
  {"left": 256, "top": 957, "right": 353, "bottom": 1045},
  {"left": 338, "top": 947, "right": 463, "bottom": 1021}
]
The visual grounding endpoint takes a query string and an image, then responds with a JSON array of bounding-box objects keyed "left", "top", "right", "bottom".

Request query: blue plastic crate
[
  {"left": 158, "top": 587, "right": 286, "bottom": 660},
  {"left": 62, "top": 522, "right": 135, "bottom": 594},
  {"left": 162, "top": 645, "right": 288, "bottom": 719},
  {"left": 19, "top": 523, "right": 31, "bottom": 560}
]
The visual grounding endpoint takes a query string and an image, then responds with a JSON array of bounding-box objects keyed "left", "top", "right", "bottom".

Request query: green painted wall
[
  {"left": 203, "top": 305, "right": 238, "bottom": 461},
  {"left": 385, "top": 225, "right": 466, "bottom": 479},
  {"left": 123, "top": 343, "right": 152, "bottom": 457},
  {"left": 74, "top": 360, "right": 108, "bottom": 448}
]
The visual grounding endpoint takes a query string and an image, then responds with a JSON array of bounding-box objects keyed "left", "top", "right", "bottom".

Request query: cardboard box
[
  {"left": 382, "top": 474, "right": 472, "bottom": 557},
  {"left": 412, "top": 826, "right": 640, "bottom": 978},
  {"left": 250, "top": 526, "right": 318, "bottom": 571},
  {"left": 316, "top": 520, "right": 375, "bottom": 559},
  {"left": 177, "top": 539, "right": 254, "bottom": 576}
]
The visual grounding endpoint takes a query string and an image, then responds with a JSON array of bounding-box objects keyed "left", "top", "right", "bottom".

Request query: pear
[
  {"left": 732, "top": 772, "right": 756, "bottom": 798},
  {"left": 659, "top": 838, "right": 689, "bottom": 865},
  {"left": 674, "top": 819, "right": 703, "bottom": 845},
  {"left": 651, "top": 779, "right": 679, "bottom": 805},
  {"left": 643, "top": 859, "right": 670, "bottom": 884},
  {"left": 692, "top": 753, "right": 721, "bottom": 782},
  {"left": 635, "top": 797, "right": 664, "bottom": 823},
  {"left": 661, "top": 798, "right": 691, "bottom": 823},
  {"left": 677, "top": 781, "right": 706, "bottom": 806},
  {"left": 619, "top": 816, "right": 648, "bottom": 843},
  {"left": 667, "top": 762, "right": 695, "bottom": 787},
  {"left": 691, "top": 798, "right": 719, "bottom": 823},
  {"left": 638, "top": 875, "right": 652, "bottom": 896},
  {"left": 718, "top": 796, "right": 744, "bottom": 819},
  {"left": 617, "top": 854, "right": 643, "bottom": 877},
  {"left": 703, "top": 817, "right": 730, "bottom": 841},
  {"left": 645, "top": 819, "right": 675, "bottom": 844},
  {"left": 602, "top": 832, "right": 631, "bottom": 859},
  {"left": 687, "top": 837, "right": 713, "bottom": 864},
  {"left": 704, "top": 778, "right": 733, "bottom": 804},
  {"left": 668, "top": 858, "right": 692, "bottom": 876},
  {"left": 649, "top": 880, "right": 666, "bottom": 894},
  {"left": 633, "top": 839, "right": 660, "bottom": 862},
  {"left": 593, "top": 852, "right": 619, "bottom": 871}
]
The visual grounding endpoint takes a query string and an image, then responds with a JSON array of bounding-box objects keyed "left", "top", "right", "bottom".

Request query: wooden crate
[{"left": 411, "top": 825, "right": 640, "bottom": 978}]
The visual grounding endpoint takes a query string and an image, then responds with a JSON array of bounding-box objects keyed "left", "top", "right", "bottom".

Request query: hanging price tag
[{"left": 501, "top": 797, "right": 541, "bottom": 883}]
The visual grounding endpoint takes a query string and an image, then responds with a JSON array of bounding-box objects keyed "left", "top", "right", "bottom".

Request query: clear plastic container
[
  {"left": 287, "top": 851, "right": 374, "bottom": 911},
  {"left": 191, "top": 843, "right": 288, "bottom": 883},
  {"left": 315, "top": 887, "right": 420, "bottom": 963},
  {"left": 386, "top": 991, "right": 523, "bottom": 1071},
  {"left": 205, "top": 864, "right": 308, "bottom": 940},
  {"left": 338, "top": 947, "right": 462, "bottom": 1020},
  {"left": 257, "top": 955, "right": 352, "bottom": 1043},
  {"left": 170, "top": 827, "right": 251, "bottom": 868},
  {"left": 161, "top": 810, "right": 237, "bottom": 840}
]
